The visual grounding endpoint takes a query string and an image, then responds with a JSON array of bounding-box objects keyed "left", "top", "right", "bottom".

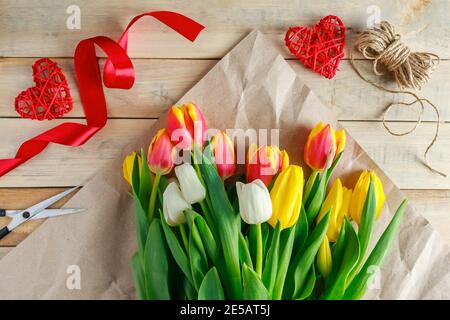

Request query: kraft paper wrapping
[{"left": 0, "top": 31, "right": 448, "bottom": 299}]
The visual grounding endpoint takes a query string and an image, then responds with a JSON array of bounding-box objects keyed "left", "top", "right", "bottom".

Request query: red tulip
[
  {"left": 147, "top": 128, "right": 175, "bottom": 175},
  {"left": 246, "top": 144, "right": 289, "bottom": 186},
  {"left": 167, "top": 103, "right": 207, "bottom": 149},
  {"left": 211, "top": 131, "right": 236, "bottom": 179}
]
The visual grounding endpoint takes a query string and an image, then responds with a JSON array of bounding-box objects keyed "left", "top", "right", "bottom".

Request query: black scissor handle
[
  {"left": 0, "top": 226, "right": 10, "bottom": 240},
  {"left": 0, "top": 209, "right": 5, "bottom": 217}
]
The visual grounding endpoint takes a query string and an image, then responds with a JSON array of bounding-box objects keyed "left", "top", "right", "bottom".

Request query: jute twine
[{"left": 349, "top": 21, "right": 445, "bottom": 177}]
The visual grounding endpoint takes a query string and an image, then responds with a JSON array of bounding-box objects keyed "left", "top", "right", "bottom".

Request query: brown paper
[{"left": 0, "top": 31, "right": 448, "bottom": 299}]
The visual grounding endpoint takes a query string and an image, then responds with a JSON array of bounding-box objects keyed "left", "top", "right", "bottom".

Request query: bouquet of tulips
[{"left": 122, "top": 102, "right": 406, "bottom": 300}]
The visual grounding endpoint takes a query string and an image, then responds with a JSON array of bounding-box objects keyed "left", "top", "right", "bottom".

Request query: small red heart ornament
[
  {"left": 285, "top": 15, "right": 345, "bottom": 79},
  {"left": 14, "top": 58, "right": 73, "bottom": 121}
]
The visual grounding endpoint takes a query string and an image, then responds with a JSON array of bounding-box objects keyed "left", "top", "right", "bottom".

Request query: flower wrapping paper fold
[{"left": 0, "top": 31, "right": 448, "bottom": 299}]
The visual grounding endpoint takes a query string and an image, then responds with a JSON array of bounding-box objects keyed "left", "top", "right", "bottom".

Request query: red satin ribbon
[{"left": 0, "top": 11, "right": 204, "bottom": 177}]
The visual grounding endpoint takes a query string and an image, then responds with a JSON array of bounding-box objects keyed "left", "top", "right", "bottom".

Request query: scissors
[{"left": 0, "top": 187, "right": 85, "bottom": 240}]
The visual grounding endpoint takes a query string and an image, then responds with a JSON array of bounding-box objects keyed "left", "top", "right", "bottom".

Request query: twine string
[{"left": 349, "top": 21, "right": 445, "bottom": 177}]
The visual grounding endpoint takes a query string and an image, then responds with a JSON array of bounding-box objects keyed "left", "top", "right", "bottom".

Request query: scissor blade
[
  {"left": 5, "top": 208, "right": 85, "bottom": 219},
  {"left": 7, "top": 186, "right": 80, "bottom": 231}
]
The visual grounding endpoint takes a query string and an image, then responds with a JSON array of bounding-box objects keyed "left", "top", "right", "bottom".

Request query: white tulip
[
  {"left": 175, "top": 163, "right": 206, "bottom": 204},
  {"left": 236, "top": 179, "right": 272, "bottom": 224},
  {"left": 163, "top": 182, "right": 191, "bottom": 226}
]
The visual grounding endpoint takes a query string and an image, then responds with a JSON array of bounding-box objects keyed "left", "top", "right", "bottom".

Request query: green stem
[
  {"left": 148, "top": 174, "right": 161, "bottom": 223},
  {"left": 255, "top": 223, "right": 263, "bottom": 278},
  {"left": 179, "top": 224, "right": 189, "bottom": 253}
]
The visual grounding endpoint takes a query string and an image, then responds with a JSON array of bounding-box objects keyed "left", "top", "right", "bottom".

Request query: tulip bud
[
  {"left": 211, "top": 131, "right": 236, "bottom": 180},
  {"left": 163, "top": 182, "right": 191, "bottom": 226},
  {"left": 317, "top": 236, "right": 332, "bottom": 278},
  {"left": 122, "top": 151, "right": 141, "bottom": 186},
  {"left": 167, "top": 103, "right": 207, "bottom": 149},
  {"left": 147, "top": 128, "right": 175, "bottom": 175},
  {"left": 335, "top": 129, "right": 346, "bottom": 155},
  {"left": 246, "top": 144, "right": 289, "bottom": 186},
  {"left": 316, "top": 182, "right": 353, "bottom": 243},
  {"left": 236, "top": 179, "right": 272, "bottom": 224},
  {"left": 304, "top": 122, "right": 337, "bottom": 171},
  {"left": 175, "top": 163, "right": 206, "bottom": 204},
  {"left": 349, "top": 170, "right": 385, "bottom": 224},
  {"left": 269, "top": 165, "right": 303, "bottom": 229}
]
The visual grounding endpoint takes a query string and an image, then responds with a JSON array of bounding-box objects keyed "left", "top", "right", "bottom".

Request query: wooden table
[{"left": 1, "top": 0, "right": 449, "bottom": 259}]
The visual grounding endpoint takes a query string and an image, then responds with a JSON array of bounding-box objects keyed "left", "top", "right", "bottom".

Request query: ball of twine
[{"left": 350, "top": 21, "right": 445, "bottom": 177}]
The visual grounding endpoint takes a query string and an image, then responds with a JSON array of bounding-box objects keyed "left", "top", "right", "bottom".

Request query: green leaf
[
  {"left": 139, "top": 148, "right": 152, "bottom": 213},
  {"left": 304, "top": 170, "right": 319, "bottom": 206},
  {"left": 291, "top": 211, "right": 330, "bottom": 299},
  {"left": 262, "top": 223, "right": 281, "bottom": 297},
  {"left": 131, "top": 154, "right": 140, "bottom": 196},
  {"left": 160, "top": 216, "right": 193, "bottom": 285},
  {"left": 132, "top": 192, "right": 148, "bottom": 255},
  {"left": 131, "top": 252, "right": 146, "bottom": 300},
  {"left": 296, "top": 265, "right": 316, "bottom": 300},
  {"left": 242, "top": 264, "right": 270, "bottom": 300},
  {"left": 189, "top": 223, "right": 209, "bottom": 290},
  {"left": 198, "top": 267, "right": 225, "bottom": 300},
  {"left": 326, "top": 151, "right": 343, "bottom": 183},
  {"left": 199, "top": 147, "right": 242, "bottom": 299},
  {"left": 321, "top": 219, "right": 360, "bottom": 300},
  {"left": 144, "top": 218, "right": 171, "bottom": 299},
  {"left": 293, "top": 204, "right": 309, "bottom": 255},
  {"left": 273, "top": 225, "right": 296, "bottom": 299},
  {"left": 343, "top": 199, "right": 407, "bottom": 300},
  {"left": 184, "top": 278, "right": 197, "bottom": 300},
  {"left": 185, "top": 209, "right": 218, "bottom": 263},
  {"left": 239, "top": 232, "right": 253, "bottom": 269},
  {"left": 305, "top": 173, "right": 327, "bottom": 224},
  {"left": 355, "top": 178, "right": 377, "bottom": 271},
  {"left": 326, "top": 219, "right": 348, "bottom": 287}
]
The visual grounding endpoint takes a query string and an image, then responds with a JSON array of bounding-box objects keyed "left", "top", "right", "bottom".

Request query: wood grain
[
  {"left": 1, "top": 0, "right": 449, "bottom": 58},
  {"left": 1, "top": 58, "right": 449, "bottom": 121}
]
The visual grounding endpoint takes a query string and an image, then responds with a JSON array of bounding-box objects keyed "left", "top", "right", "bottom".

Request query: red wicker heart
[
  {"left": 285, "top": 15, "right": 345, "bottom": 79},
  {"left": 14, "top": 58, "right": 73, "bottom": 121}
]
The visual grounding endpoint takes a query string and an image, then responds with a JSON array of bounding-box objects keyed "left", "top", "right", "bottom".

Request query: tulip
[
  {"left": 236, "top": 180, "right": 272, "bottom": 225},
  {"left": 147, "top": 128, "right": 175, "bottom": 176},
  {"left": 304, "top": 122, "right": 346, "bottom": 171},
  {"left": 317, "top": 179, "right": 343, "bottom": 242},
  {"left": 147, "top": 128, "right": 175, "bottom": 221},
  {"left": 335, "top": 129, "right": 346, "bottom": 156},
  {"left": 236, "top": 179, "right": 272, "bottom": 277},
  {"left": 269, "top": 165, "right": 303, "bottom": 230},
  {"left": 163, "top": 182, "right": 191, "bottom": 226},
  {"left": 246, "top": 144, "right": 290, "bottom": 186},
  {"left": 122, "top": 151, "right": 141, "bottom": 186},
  {"left": 175, "top": 163, "right": 206, "bottom": 204},
  {"left": 349, "top": 170, "right": 385, "bottom": 224},
  {"left": 317, "top": 236, "right": 332, "bottom": 278},
  {"left": 211, "top": 131, "right": 236, "bottom": 179},
  {"left": 167, "top": 103, "right": 207, "bottom": 149}
]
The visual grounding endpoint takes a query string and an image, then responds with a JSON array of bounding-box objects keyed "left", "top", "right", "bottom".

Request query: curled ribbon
[{"left": 0, "top": 11, "right": 204, "bottom": 177}]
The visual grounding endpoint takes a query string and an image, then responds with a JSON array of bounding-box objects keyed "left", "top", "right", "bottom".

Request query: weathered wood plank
[
  {"left": 0, "top": 187, "right": 76, "bottom": 246},
  {"left": 1, "top": 58, "right": 448, "bottom": 121},
  {"left": 0, "top": 119, "right": 449, "bottom": 189},
  {"left": 1, "top": 0, "right": 449, "bottom": 58},
  {"left": 0, "top": 188, "right": 447, "bottom": 248},
  {"left": 0, "top": 118, "right": 155, "bottom": 187}
]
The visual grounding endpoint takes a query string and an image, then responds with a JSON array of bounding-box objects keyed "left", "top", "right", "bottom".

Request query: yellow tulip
[
  {"left": 349, "top": 170, "right": 385, "bottom": 224},
  {"left": 269, "top": 165, "right": 303, "bottom": 230},
  {"left": 317, "top": 179, "right": 343, "bottom": 242},
  {"left": 317, "top": 236, "right": 332, "bottom": 278},
  {"left": 122, "top": 151, "right": 142, "bottom": 186}
]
